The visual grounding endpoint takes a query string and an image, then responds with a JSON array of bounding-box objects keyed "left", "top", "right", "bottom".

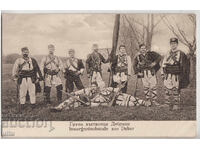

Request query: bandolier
[
  {"left": 133, "top": 44, "right": 161, "bottom": 105},
  {"left": 161, "top": 38, "right": 189, "bottom": 110},
  {"left": 111, "top": 46, "right": 132, "bottom": 93},
  {"left": 86, "top": 44, "right": 109, "bottom": 88},
  {"left": 40, "top": 44, "right": 64, "bottom": 103},
  {"left": 64, "top": 49, "right": 85, "bottom": 93}
]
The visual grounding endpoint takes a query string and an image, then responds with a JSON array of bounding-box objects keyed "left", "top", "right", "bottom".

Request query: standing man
[
  {"left": 161, "top": 38, "right": 189, "bottom": 110},
  {"left": 12, "top": 47, "right": 43, "bottom": 111},
  {"left": 40, "top": 44, "right": 64, "bottom": 103},
  {"left": 110, "top": 45, "right": 132, "bottom": 93},
  {"left": 86, "top": 44, "right": 109, "bottom": 88},
  {"left": 64, "top": 49, "right": 85, "bottom": 93},
  {"left": 133, "top": 44, "right": 161, "bottom": 106}
]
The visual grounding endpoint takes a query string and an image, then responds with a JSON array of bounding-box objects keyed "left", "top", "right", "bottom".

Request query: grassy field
[{"left": 2, "top": 63, "right": 196, "bottom": 121}]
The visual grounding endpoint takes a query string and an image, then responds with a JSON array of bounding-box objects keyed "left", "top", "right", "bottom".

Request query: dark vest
[
  {"left": 18, "top": 58, "right": 43, "bottom": 85},
  {"left": 134, "top": 51, "right": 161, "bottom": 78},
  {"left": 64, "top": 58, "right": 84, "bottom": 78}
]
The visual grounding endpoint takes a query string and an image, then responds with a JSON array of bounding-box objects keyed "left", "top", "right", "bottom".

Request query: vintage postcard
[{"left": 1, "top": 12, "right": 197, "bottom": 138}]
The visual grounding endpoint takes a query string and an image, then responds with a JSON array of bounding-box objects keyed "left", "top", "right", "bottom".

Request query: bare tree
[
  {"left": 120, "top": 14, "right": 164, "bottom": 57},
  {"left": 123, "top": 14, "right": 164, "bottom": 48},
  {"left": 108, "top": 14, "right": 120, "bottom": 86},
  {"left": 162, "top": 14, "right": 196, "bottom": 86}
]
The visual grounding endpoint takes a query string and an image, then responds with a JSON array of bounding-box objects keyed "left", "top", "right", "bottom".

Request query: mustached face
[
  {"left": 22, "top": 50, "right": 29, "bottom": 58},
  {"left": 48, "top": 47, "right": 55, "bottom": 55},
  {"left": 119, "top": 46, "right": 126, "bottom": 55},
  {"left": 170, "top": 42, "right": 178, "bottom": 50},
  {"left": 69, "top": 51, "right": 75, "bottom": 58},
  {"left": 140, "top": 45, "right": 147, "bottom": 54}
]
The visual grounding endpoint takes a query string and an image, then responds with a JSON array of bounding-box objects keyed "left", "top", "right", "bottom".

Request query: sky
[{"left": 2, "top": 13, "right": 194, "bottom": 59}]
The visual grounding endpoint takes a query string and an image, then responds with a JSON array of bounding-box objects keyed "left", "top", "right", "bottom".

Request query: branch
[
  {"left": 123, "top": 15, "right": 140, "bottom": 45},
  {"left": 188, "top": 14, "right": 196, "bottom": 24},
  {"left": 129, "top": 15, "right": 148, "bottom": 29},
  {"left": 153, "top": 14, "right": 165, "bottom": 29},
  {"left": 162, "top": 16, "right": 189, "bottom": 47}
]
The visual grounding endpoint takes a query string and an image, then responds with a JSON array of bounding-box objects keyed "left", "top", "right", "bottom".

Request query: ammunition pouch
[
  {"left": 164, "top": 64, "right": 182, "bottom": 75},
  {"left": 114, "top": 67, "right": 128, "bottom": 75},
  {"left": 45, "top": 68, "right": 59, "bottom": 76},
  {"left": 64, "top": 69, "right": 79, "bottom": 78}
]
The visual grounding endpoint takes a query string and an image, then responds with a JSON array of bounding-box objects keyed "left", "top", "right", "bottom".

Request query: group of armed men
[{"left": 12, "top": 37, "right": 189, "bottom": 113}]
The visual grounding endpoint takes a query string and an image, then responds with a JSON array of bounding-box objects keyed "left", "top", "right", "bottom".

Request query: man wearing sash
[
  {"left": 86, "top": 44, "right": 109, "bottom": 88},
  {"left": 40, "top": 44, "right": 64, "bottom": 103},
  {"left": 110, "top": 45, "right": 132, "bottom": 93},
  {"left": 64, "top": 49, "right": 85, "bottom": 93},
  {"left": 133, "top": 44, "right": 161, "bottom": 106},
  {"left": 12, "top": 47, "right": 43, "bottom": 110},
  {"left": 161, "top": 38, "right": 189, "bottom": 110}
]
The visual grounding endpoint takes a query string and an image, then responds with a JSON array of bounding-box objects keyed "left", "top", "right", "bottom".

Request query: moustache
[{"left": 23, "top": 54, "right": 28, "bottom": 57}]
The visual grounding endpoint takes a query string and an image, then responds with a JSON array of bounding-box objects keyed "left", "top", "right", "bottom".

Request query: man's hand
[
  {"left": 149, "top": 62, "right": 156, "bottom": 68},
  {"left": 137, "top": 72, "right": 143, "bottom": 77},
  {"left": 161, "top": 74, "right": 166, "bottom": 81},
  {"left": 70, "top": 92, "right": 75, "bottom": 96},
  {"left": 55, "top": 68, "right": 60, "bottom": 72},
  {"left": 75, "top": 71, "right": 81, "bottom": 76},
  {"left": 35, "top": 79, "right": 39, "bottom": 83}
]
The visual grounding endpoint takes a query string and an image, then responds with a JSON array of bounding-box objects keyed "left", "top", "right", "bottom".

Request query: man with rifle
[
  {"left": 161, "top": 38, "right": 190, "bottom": 111},
  {"left": 110, "top": 45, "right": 132, "bottom": 93},
  {"left": 64, "top": 49, "right": 85, "bottom": 93},
  {"left": 40, "top": 44, "right": 64, "bottom": 103},
  {"left": 133, "top": 44, "right": 161, "bottom": 106},
  {"left": 12, "top": 47, "right": 43, "bottom": 111},
  {"left": 50, "top": 83, "right": 151, "bottom": 112},
  {"left": 86, "top": 44, "right": 109, "bottom": 88}
]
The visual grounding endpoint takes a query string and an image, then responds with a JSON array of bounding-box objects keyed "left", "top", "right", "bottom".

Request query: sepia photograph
[
  {"left": 1, "top": 13, "right": 196, "bottom": 122},
  {"left": 1, "top": 11, "right": 198, "bottom": 138}
]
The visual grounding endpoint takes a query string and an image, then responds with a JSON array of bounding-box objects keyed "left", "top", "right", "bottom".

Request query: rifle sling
[{"left": 69, "top": 58, "right": 79, "bottom": 71}]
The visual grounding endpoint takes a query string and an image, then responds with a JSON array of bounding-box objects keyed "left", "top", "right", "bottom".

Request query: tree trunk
[
  {"left": 110, "top": 14, "right": 120, "bottom": 56},
  {"left": 189, "top": 53, "right": 196, "bottom": 87},
  {"left": 109, "top": 14, "right": 120, "bottom": 86}
]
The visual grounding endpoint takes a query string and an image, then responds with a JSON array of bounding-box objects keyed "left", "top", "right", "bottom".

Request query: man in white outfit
[
  {"left": 110, "top": 45, "right": 132, "bottom": 93},
  {"left": 133, "top": 44, "right": 161, "bottom": 106},
  {"left": 40, "top": 44, "right": 65, "bottom": 103},
  {"left": 12, "top": 47, "right": 43, "bottom": 111}
]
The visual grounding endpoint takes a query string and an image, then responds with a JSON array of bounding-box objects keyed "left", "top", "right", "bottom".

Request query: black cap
[
  {"left": 170, "top": 38, "right": 178, "bottom": 44},
  {"left": 21, "top": 47, "right": 29, "bottom": 52}
]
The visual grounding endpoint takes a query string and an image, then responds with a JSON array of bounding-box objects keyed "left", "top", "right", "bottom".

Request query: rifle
[
  {"left": 108, "top": 80, "right": 128, "bottom": 107},
  {"left": 133, "top": 75, "right": 139, "bottom": 97},
  {"left": 61, "top": 90, "right": 90, "bottom": 106}
]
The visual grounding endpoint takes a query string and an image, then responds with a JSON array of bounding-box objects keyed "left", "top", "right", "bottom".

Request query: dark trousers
[
  {"left": 44, "top": 84, "right": 63, "bottom": 102},
  {"left": 111, "top": 81, "right": 128, "bottom": 93},
  {"left": 65, "top": 75, "right": 84, "bottom": 93}
]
